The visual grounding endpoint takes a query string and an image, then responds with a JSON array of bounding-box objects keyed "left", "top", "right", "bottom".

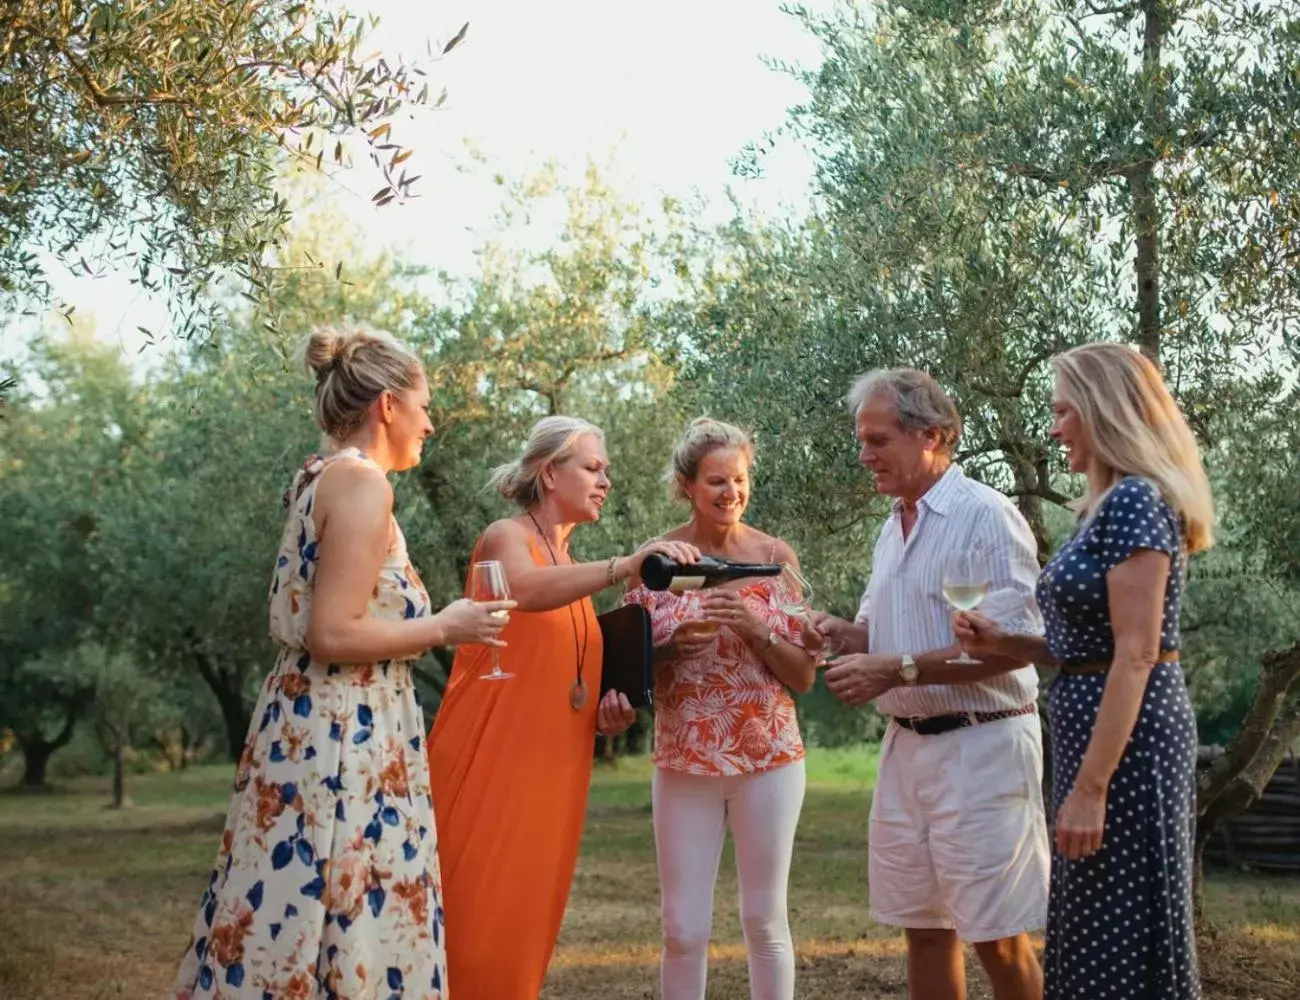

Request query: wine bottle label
[{"left": 668, "top": 575, "right": 708, "bottom": 594}]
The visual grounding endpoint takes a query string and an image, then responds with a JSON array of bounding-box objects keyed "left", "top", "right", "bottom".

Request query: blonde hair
[
  {"left": 666, "top": 417, "right": 755, "bottom": 500},
  {"left": 846, "top": 368, "right": 962, "bottom": 455},
  {"left": 1052, "top": 343, "right": 1215, "bottom": 552},
  {"left": 488, "top": 415, "right": 605, "bottom": 508},
  {"left": 300, "top": 328, "right": 422, "bottom": 440}
]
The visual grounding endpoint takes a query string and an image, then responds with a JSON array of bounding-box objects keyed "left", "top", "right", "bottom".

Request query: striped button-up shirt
[{"left": 854, "top": 464, "right": 1043, "bottom": 717}]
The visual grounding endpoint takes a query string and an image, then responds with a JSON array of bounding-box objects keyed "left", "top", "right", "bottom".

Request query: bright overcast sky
[{"left": 2, "top": 0, "right": 836, "bottom": 364}]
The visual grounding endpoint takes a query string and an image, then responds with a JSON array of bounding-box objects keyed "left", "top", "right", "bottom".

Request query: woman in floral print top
[
  {"left": 173, "top": 328, "right": 511, "bottom": 1000},
  {"left": 624, "top": 418, "right": 818, "bottom": 1000}
]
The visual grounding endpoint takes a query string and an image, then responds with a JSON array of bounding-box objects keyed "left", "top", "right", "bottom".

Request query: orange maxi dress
[{"left": 427, "top": 538, "right": 603, "bottom": 999}]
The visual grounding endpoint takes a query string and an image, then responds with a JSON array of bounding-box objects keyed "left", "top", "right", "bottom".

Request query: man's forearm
[{"left": 912, "top": 643, "right": 1034, "bottom": 686}]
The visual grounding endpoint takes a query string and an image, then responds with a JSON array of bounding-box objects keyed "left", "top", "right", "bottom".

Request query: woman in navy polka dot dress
[{"left": 955, "top": 343, "right": 1215, "bottom": 1000}]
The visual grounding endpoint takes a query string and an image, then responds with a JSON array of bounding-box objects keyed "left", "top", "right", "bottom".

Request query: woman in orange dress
[
  {"left": 426, "top": 415, "right": 699, "bottom": 999},
  {"left": 624, "top": 418, "right": 819, "bottom": 1000}
]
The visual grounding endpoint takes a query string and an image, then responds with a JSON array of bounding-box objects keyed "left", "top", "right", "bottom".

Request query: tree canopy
[{"left": 1, "top": 1, "right": 462, "bottom": 340}]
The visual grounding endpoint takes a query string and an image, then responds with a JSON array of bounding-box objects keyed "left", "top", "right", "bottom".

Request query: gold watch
[{"left": 899, "top": 654, "right": 919, "bottom": 686}]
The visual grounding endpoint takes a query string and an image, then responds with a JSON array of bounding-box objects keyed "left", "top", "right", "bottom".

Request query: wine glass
[
  {"left": 777, "top": 562, "right": 814, "bottom": 620},
  {"left": 777, "top": 563, "right": 842, "bottom": 665},
  {"left": 942, "top": 549, "right": 988, "bottom": 664},
  {"left": 469, "top": 561, "right": 514, "bottom": 681},
  {"left": 675, "top": 592, "right": 720, "bottom": 641}
]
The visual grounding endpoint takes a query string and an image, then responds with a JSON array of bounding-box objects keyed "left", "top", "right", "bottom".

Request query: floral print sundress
[{"left": 174, "top": 448, "right": 448, "bottom": 1000}]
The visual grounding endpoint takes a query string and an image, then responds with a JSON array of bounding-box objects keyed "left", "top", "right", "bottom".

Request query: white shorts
[{"left": 868, "top": 711, "right": 1050, "bottom": 942}]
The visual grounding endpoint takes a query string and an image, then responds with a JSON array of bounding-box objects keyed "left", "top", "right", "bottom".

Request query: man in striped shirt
[{"left": 811, "top": 368, "right": 1049, "bottom": 1000}]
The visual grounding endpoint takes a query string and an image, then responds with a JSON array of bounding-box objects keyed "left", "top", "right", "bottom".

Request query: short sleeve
[
  {"left": 853, "top": 586, "right": 870, "bottom": 627},
  {"left": 1094, "top": 476, "right": 1179, "bottom": 574},
  {"left": 976, "top": 501, "right": 1044, "bottom": 636},
  {"left": 622, "top": 585, "right": 677, "bottom": 647}
]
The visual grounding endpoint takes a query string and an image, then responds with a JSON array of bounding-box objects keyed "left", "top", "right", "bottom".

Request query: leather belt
[
  {"left": 891, "top": 701, "right": 1038, "bottom": 737},
  {"left": 1058, "top": 650, "right": 1180, "bottom": 676}
]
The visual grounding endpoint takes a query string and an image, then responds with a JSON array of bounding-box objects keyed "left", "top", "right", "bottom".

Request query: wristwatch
[{"left": 898, "top": 654, "right": 919, "bottom": 686}]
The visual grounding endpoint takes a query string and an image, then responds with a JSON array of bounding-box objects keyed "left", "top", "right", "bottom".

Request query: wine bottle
[{"left": 640, "top": 554, "right": 783, "bottom": 593}]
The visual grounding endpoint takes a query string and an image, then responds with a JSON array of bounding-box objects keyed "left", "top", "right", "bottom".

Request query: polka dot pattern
[
  {"left": 1039, "top": 476, "right": 1183, "bottom": 667},
  {"left": 1037, "top": 476, "right": 1201, "bottom": 999}
]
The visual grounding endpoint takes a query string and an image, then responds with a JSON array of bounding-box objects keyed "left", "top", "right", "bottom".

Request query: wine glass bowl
[
  {"left": 675, "top": 591, "right": 721, "bottom": 642},
  {"left": 676, "top": 619, "right": 721, "bottom": 639},
  {"left": 777, "top": 562, "right": 814, "bottom": 620},
  {"left": 470, "top": 561, "right": 514, "bottom": 680}
]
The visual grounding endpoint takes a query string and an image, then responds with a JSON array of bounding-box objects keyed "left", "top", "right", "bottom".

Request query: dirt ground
[{"left": 1, "top": 761, "right": 1296, "bottom": 999}]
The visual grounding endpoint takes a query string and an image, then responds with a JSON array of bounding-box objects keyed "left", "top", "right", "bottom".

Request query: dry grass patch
[{"left": 0, "top": 753, "right": 1296, "bottom": 1000}]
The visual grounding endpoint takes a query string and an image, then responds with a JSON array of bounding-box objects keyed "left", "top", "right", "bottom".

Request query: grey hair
[
  {"left": 846, "top": 368, "right": 962, "bottom": 454},
  {"left": 488, "top": 415, "right": 605, "bottom": 508}
]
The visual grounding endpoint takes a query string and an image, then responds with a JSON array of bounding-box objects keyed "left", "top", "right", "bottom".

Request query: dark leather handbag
[{"left": 596, "top": 603, "right": 654, "bottom": 709}]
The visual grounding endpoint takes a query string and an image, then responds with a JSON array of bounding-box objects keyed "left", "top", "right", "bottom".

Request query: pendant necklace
[{"left": 527, "top": 511, "right": 590, "bottom": 711}]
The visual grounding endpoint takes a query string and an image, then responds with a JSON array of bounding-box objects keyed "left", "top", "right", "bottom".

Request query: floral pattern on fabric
[
  {"left": 625, "top": 579, "right": 806, "bottom": 777},
  {"left": 174, "top": 449, "right": 448, "bottom": 1000}
]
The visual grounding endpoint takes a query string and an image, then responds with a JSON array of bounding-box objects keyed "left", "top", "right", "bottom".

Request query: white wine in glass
[
  {"left": 942, "top": 550, "right": 987, "bottom": 664},
  {"left": 777, "top": 562, "right": 814, "bottom": 619},
  {"left": 942, "top": 582, "right": 988, "bottom": 612},
  {"left": 675, "top": 619, "right": 721, "bottom": 639},
  {"left": 469, "top": 560, "right": 514, "bottom": 680}
]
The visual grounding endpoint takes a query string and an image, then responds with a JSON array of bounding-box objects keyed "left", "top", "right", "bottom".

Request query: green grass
[{"left": 1, "top": 748, "right": 1297, "bottom": 1000}]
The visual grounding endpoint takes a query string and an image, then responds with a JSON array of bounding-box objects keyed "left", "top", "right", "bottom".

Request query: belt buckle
[{"left": 896, "top": 715, "right": 922, "bottom": 733}]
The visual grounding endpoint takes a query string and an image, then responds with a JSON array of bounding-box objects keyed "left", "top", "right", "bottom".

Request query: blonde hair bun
[{"left": 296, "top": 327, "right": 422, "bottom": 441}]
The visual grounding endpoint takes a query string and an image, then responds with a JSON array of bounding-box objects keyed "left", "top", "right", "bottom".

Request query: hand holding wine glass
[
  {"left": 699, "top": 589, "right": 766, "bottom": 645},
  {"left": 942, "top": 549, "right": 989, "bottom": 664},
  {"left": 951, "top": 609, "right": 1007, "bottom": 661},
  {"left": 434, "top": 598, "right": 515, "bottom": 646},
  {"left": 470, "top": 560, "right": 515, "bottom": 681},
  {"left": 777, "top": 563, "right": 844, "bottom": 665},
  {"left": 670, "top": 594, "right": 720, "bottom": 658}
]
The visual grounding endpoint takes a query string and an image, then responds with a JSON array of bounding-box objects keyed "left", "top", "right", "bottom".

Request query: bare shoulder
[
  {"left": 477, "top": 516, "right": 533, "bottom": 559},
  {"left": 654, "top": 523, "right": 694, "bottom": 543},
  {"left": 770, "top": 536, "right": 799, "bottom": 567},
  {"left": 481, "top": 517, "right": 529, "bottom": 544},
  {"left": 741, "top": 524, "right": 797, "bottom": 565},
  {"left": 315, "top": 457, "right": 392, "bottom": 517}
]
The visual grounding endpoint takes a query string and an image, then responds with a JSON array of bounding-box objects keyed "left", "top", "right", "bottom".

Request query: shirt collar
[{"left": 891, "top": 462, "right": 964, "bottom": 518}]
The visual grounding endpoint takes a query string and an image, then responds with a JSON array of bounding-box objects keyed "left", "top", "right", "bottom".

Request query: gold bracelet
[{"left": 606, "top": 555, "right": 619, "bottom": 586}]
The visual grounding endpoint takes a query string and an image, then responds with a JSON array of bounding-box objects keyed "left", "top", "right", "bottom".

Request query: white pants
[
  {"left": 869, "top": 712, "right": 1050, "bottom": 942},
  {"left": 653, "top": 760, "right": 806, "bottom": 1000}
]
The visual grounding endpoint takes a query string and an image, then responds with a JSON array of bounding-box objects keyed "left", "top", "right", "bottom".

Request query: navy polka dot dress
[{"left": 1037, "top": 476, "right": 1200, "bottom": 1000}]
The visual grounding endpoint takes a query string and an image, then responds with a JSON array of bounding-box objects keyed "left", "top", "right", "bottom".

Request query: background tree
[
  {"left": 0, "top": 328, "right": 140, "bottom": 785},
  {"left": 1192, "top": 387, "right": 1300, "bottom": 914},
  {"left": 685, "top": 0, "right": 1300, "bottom": 892},
  {"left": 81, "top": 643, "right": 162, "bottom": 809},
  {"left": 1, "top": 1, "right": 463, "bottom": 342},
  {"left": 408, "top": 161, "right": 694, "bottom": 599},
  {"left": 91, "top": 340, "right": 310, "bottom": 759}
]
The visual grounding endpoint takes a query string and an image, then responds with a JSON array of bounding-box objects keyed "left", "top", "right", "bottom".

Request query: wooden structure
[{"left": 1200, "top": 749, "right": 1300, "bottom": 872}]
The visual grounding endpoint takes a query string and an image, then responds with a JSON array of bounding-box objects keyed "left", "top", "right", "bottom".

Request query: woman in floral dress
[
  {"left": 174, "top": 328, "right": 512, "bottom": 1000},
  {"left": 624, "top": 418, "right": 819, "bottom": 1000}
]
